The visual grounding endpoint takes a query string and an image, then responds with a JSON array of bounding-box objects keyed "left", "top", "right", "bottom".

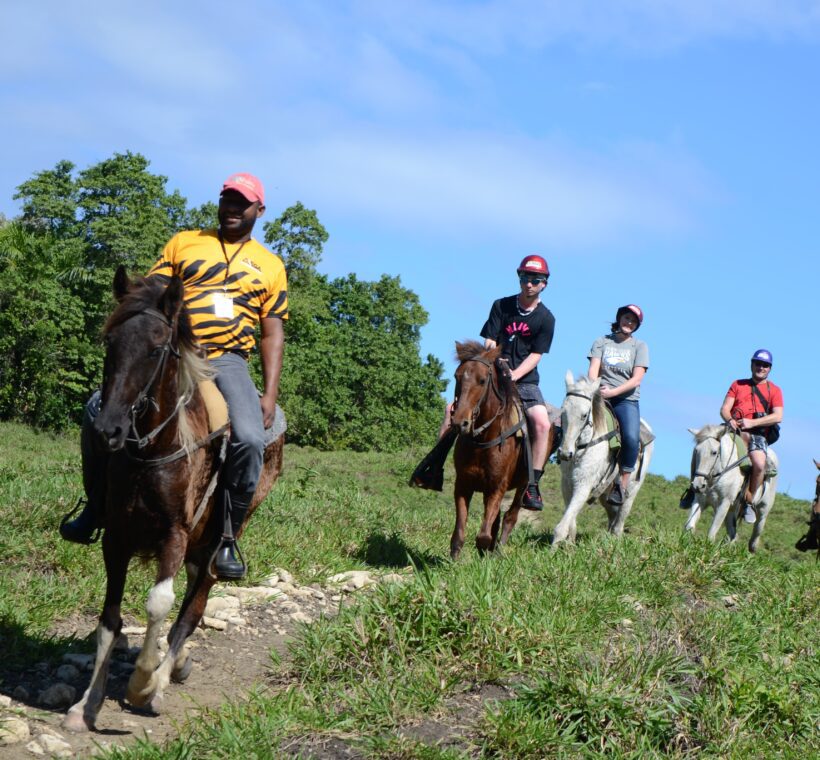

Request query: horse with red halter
[
  {"left": 449, "top": 340, "right": 553, "bottom": 558},
  {"left": 63, "top": 268, "right": 283, "bottom": 732}
]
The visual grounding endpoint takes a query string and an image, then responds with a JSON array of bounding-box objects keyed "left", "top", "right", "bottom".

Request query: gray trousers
[{"left": 82, "top": 352, "right": 265, "bottom": 508}]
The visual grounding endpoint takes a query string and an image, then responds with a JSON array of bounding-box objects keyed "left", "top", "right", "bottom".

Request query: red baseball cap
[
  {"left": 517, "top": 255, "right": 550, "bottom": 277},
  {"left": 221, "top": 173, "right": 265, "bottom": 205}
]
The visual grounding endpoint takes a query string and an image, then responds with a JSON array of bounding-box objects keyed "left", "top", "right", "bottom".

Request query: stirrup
[
  {"left": 209, "top": 536, "right": 247, "bottom": 581},
  {"left": 59, "top": 497, "right": 102, "bottom": 545}
]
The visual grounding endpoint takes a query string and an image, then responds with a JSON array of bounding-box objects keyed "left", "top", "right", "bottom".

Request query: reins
[
  {"left": 563, "top": 391, "right": 618, "bottom": 450},
  {"left": 106, "top": 306, "right": 229, "bottom": 467},
  {"left": 457, "top": 357, "right": 524, "bottom": 448},
  {"left": 692, "top": 424, "right": 748, "bottom": 485}
]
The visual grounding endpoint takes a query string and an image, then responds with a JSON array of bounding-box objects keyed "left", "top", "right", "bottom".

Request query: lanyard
[{"left": 217, "top": 231, "right": 248, "bottom": 291}]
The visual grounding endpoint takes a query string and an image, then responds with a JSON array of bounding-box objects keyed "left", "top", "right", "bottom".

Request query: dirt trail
[{"left": 0, "top": 571, "right": 372, "bottom": 759}]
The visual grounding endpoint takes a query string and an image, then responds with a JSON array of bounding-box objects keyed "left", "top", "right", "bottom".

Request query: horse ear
[
  {"left": 564, "top": 369, "right": 574, "bottom": 389},
  {"left": 815, "top": 459, "right": 820, "bottom": 470},
  {"left": 159, "top": 276, "right": 185, "bottom": 320},
  {"left": 591, "top": 377, "right": 601, "bottom": 392},
  {"left": 688, "top": 428, "right": 698, "bottom": 436},
  {"left": 113, "top": 266, "right": 130, "bottom": 302}
]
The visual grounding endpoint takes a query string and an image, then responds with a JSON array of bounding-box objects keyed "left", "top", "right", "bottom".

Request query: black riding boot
[
  {"left": 214, "top": 491, "right": 252, "bottom": 580},
  {"left": 409, "top": 429, "right": 457, "bottom": 491},
  {"left": 59, "top": 496, "right": 103, "bottom": 544}
]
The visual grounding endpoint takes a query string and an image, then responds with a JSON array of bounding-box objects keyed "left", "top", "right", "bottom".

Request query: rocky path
[{"left": 0, "top": 568, "right": 400, "bottom": 759}]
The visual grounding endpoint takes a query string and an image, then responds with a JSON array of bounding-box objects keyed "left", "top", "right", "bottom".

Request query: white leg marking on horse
[
  {"left": 128, "top": 578, "right": 176, "bottom": 707},
  {"left": 63, "top": 623, "right": 117, "bottom": 732},
  {"left": 147, "top": 578, "right": 175, "bottom": 619}
]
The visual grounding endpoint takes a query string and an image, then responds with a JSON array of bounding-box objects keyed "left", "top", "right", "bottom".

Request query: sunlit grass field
[{"left": 1, "top": 420, "right": 817, "bottom": 758}]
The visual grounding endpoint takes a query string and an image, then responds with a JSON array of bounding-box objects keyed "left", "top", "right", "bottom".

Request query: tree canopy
[{"left": 0, "top": 153, "right": 445, "bottom": 449}]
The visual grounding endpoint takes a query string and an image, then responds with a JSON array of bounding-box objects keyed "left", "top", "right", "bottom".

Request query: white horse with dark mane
[
  {"left": 683, "top": 423, "right": 778, "bottom": 553},
  {"left": 553, "top": 371, "right": 654, "bottom": 545}
]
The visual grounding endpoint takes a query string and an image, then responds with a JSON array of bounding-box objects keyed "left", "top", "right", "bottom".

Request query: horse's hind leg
[
  {"left": 64, "top": 538, "right": 129, "bottom": 732},
  {"left": 168, "top": 558, "right": 216, "bottom": 683},
  {"left": 127, "top": 530, "right": 187, "bottom": 712},
  {"left": 498, "top": 488, "right": 524, "bottom": 547}
]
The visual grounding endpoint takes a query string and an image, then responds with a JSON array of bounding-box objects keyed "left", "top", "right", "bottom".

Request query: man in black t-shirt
[
  {"left": 411, "top": 255, "right": 555, "bottom": 510},
  {"left": 479, "top": 255, "right": 555, "bottom": 509}
]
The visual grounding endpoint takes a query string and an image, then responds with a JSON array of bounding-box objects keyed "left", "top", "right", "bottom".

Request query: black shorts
[{"left": 517, "top": 382, "right": 546, "bottom": 410}]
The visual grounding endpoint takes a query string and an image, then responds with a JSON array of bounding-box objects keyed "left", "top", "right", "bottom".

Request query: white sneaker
[{"left": 743, "top": 504, "right": 756, "bottom": 524}]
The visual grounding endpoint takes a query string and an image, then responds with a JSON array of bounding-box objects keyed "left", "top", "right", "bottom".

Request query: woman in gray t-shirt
[{"left": 587, "top": 304, "right": 649, "bottom": 508}]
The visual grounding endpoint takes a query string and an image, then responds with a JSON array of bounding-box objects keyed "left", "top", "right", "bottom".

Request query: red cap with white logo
[{"left": 221, "top": 173, "right": 265, "bottom": 205}]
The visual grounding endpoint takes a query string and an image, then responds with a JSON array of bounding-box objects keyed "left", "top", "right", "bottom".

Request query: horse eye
[
  {"left": 479, "top": 378, "right": 487, "bottom": 385},
  {"left": 150, "top": 346, "right": 164, "bottom": 357}
]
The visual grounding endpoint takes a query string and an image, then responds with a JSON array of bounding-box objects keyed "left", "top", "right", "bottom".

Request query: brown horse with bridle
[
  {"left": 449, "top": 340, "right": 553, "bottom": 558},
  {"left": 795, "top": 459, "right": 820, "bottom": 557},
  {"left": 63, "top": 268, "right": 283, "bottom": 732}
]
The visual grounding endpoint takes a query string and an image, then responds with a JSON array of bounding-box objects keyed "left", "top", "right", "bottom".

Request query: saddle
[{"left": 601, "top": 403, "right": 656, "bottom": 452}]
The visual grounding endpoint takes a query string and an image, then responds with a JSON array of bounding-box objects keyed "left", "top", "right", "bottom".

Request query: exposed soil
[{"left": 0, "top": 580, "right": 342, "bottom": 759}]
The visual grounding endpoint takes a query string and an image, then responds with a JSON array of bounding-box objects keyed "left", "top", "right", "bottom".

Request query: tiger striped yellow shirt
[{"left": 148, "top": 230, "right": 288, "bottom": 358}]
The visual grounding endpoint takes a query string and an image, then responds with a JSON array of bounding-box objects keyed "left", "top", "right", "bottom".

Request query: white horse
[
  {"left": 553, "top": 371, "right": 654, "bottom": 545},
  {"left": 683, "top": 423, "right": 778, "bottom": 553}
]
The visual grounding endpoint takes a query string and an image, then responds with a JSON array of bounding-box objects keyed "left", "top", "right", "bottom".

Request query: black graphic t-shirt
[{"left": 480, "top": 296, "right": 555, "bottom": 385}]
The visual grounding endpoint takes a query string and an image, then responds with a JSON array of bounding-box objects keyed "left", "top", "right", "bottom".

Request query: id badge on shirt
[{"left": 213, "top": 292, "right": 234, "bottom": 319}]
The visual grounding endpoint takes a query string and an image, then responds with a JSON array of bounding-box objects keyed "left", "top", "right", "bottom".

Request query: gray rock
[
  {"left": 37, "top": 683, "right": 76, "bottom": 709},
  {"left": 54, "top": 664, "right": 80, "bottom": 683}
]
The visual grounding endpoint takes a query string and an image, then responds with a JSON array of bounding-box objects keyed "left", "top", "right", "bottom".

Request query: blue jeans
[
  {"left": 210, "top": 353, "right": 266, "bottom": 501},
  {"left": 610, "top": 398, "right": 640, "bottom": 473}
]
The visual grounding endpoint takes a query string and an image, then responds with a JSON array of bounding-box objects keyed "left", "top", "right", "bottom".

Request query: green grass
[{"left": 1, "top": 420, "right": 817, "bottom": 758}]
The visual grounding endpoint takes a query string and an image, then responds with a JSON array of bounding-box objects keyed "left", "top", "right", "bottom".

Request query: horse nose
[
  {"left": 458, "top": 419, "right": 472, "bottom": 434},
  {"left": 93, "top": 418, "right": 127, "bottom": 452},
  {"left": 558, "top": 448, "right": 573, "bottom": 462}
]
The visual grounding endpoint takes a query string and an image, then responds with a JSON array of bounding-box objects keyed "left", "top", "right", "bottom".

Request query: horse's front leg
[
  {"left": 126, "top": 527, "right": 188, "bottom": 712},
  {"left": 683, "top": 495, "right": 702, "bottom": 532},
  {"left": 553, "top": 475, "right": 591, "bottom": 546},
  {"left": 498, "top": 487, "right": 525, "bottom": 547},
  {"left": 451, "top": 481, "right": 471, "bottom": 560},
  {"left": 63, "top": 536, "right": 130, "bottom": 732},
  {"left": 476, "top": 489, "right": 505, "bottom": 554},
  {"left": 711, "top": 492, "right": 735, "bottom": 542}
]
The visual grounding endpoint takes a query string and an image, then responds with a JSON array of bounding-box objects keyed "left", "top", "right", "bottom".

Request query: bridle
[
  {"left": 692, "top": 424, "right": 747, "bottom": 486},
  {"left": 562, "top": 391, "right": 617, "bottom": 451},
  {"left": 103, "top": 307, "right": 186, "bottom": 451},
  {"left": 455, "top": 357, "right": 524, "bottom": 447}
]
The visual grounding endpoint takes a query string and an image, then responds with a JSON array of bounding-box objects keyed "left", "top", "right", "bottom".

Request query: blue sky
[{"left": 2, "top": 1, "right": 818, "bottom": 499}]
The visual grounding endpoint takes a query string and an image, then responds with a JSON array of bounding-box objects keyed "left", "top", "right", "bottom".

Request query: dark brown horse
[
  {"left": 796, "top": 459, "right": 820, "bottom": 556},
  {"left": 449, "top": 340, "right": 553, "bottom": 558},
  {"left": 63, "top": 268, "right": 283, "bottom": 732}
]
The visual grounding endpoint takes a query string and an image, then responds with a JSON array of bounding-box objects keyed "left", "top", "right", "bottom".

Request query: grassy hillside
[{"left": 1, "top": 421, "right": 817, "bottom": 757}]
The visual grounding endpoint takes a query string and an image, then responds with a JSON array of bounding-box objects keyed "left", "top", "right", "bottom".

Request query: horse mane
[
  {"left": 455, "top": 339, "right": 500, "bottom": 364},
  {"left": 569, "top": 375, "right": 608, "bottom": 435},
  {"left": 103, "top": 275, "right": 214, "bottom": 452},
  {"left": 692, "top": 424, "right": 727, "bottom": 444}
]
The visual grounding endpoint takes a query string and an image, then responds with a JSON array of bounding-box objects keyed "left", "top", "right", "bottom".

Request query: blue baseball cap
[{"left": 751, "top": 349, "right": 773, "bottom": 365}]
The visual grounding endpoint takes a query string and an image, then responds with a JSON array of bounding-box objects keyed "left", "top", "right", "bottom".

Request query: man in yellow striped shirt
[{"left": 61, "top": 173, "right": 288, "bottom": 580}]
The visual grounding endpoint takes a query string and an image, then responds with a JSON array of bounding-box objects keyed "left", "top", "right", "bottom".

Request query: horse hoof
[
  {"left": 62, "top": 710, "right": 92, "bottom": 733},
  {"left": 148, "top": 693, "right": 165, "bottom": 715},
  {"left": 171, "top": 656, "right": 193, "bottom": 684},
  {"left": 125, "top": 686, "right": 153, "bottom": 709}
]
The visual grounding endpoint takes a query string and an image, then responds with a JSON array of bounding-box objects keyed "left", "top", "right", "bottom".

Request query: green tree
[
  {"left": 263, "top": 201, "right": 328, "bottom": 287},
  {"left": 0, "top": 222, "right": 97, "bottom": 427}
]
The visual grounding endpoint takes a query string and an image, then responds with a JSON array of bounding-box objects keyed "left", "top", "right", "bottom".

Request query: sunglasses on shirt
[{"left": 519, "top": 274, "right": 546, "bottom": 285}]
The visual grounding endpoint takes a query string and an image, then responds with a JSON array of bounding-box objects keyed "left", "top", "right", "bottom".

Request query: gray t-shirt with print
[{"left": 588, "top": 334, "right": 649, "bottom": 401}]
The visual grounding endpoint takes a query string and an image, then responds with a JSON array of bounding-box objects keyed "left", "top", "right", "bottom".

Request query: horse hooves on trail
[
  {"left": 62, "top": 711, "right": 93, "bottom": 734},
  {"left": 171, "top": 656, "right": 194, "bottom": 684}
]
